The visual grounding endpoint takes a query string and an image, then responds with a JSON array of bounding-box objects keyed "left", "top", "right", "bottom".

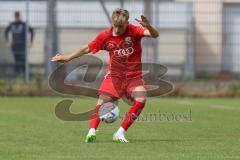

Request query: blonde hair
[{"left": 112, "top": 8, "right": 129, "bottom": 26}]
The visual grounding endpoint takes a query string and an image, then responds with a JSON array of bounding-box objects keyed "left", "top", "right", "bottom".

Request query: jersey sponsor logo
[{"left": 113, "top": 47, "right": 134, "bottom": 57}]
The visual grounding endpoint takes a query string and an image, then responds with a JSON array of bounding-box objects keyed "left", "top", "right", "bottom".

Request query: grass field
[{"left": 0, "top": 97, "right": 240, "bottom": 160}]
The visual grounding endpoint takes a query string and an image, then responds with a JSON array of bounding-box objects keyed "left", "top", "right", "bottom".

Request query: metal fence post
[
  {"left": 25, "top": 0, "right": 30, "bottom": 81},
  {"left": 45, "top": 0, "right": 58, "bottom": 77}
]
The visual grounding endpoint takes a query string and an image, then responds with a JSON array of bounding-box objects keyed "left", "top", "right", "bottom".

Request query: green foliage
[
  {"left": 0, "top": 77, "right": 53, "bottom": 96},
  {"left": 229, "top": 80, "right": 239, "bottom": 97},
  {"left": 0, "top": 78, "right": 240, "bottom": 97}
]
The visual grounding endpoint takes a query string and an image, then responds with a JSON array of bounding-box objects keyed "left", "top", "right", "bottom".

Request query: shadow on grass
[
  {"left": 130, "top": 139, "right": 189, "bottom": 143},
  {"left": 95, "top": 138, "right": 189, "bottom": 144}
]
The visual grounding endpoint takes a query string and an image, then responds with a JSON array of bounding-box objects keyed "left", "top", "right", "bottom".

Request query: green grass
[{"left": 0, "top": 97, "right": 240, "bottom": 160}]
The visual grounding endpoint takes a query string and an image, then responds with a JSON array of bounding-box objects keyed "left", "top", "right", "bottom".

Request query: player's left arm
[{"left": 135, "top": 15, "right": 159, "bottom": 38}]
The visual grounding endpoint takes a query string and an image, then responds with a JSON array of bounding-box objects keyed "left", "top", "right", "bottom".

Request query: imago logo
[
  {"left": 49, "top": 55, "right": 173, "bottom": 121},
  {"left": 114, "top": 40, "right": 134, "bottom": 57}
]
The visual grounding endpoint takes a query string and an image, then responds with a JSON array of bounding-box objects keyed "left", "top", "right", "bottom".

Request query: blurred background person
[{"left": 4, "top": 11, "right": 34, "bottom": 76}]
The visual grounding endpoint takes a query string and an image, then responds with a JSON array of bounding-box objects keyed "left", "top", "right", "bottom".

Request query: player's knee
[
  {"left": 96, "top": 99, "right": 104, "bottom": 106},
  {"left": 97, "top": 94, "right": 115, "bottom": 105},
  {"left": 134, "top": 97, "right": 146, "bottom": 103},
  {"left": 132, "top": 86, "right": 147, "bottom": 103}
]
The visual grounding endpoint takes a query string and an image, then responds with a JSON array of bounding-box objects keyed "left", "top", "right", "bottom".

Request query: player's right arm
[{"left": 51, "top": 45, "right": 90, "bottom": 63}]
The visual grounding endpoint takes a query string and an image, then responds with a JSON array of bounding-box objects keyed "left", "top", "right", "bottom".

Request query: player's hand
[
  {"left": 135, "top": 15, "right": 150, "bottom": 28},
  {"left": 51, "top": 54, "right": 69, "bottom": 63}
]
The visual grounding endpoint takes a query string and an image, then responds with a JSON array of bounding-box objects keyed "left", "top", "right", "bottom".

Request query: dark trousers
[{"left": 12, "top": 49, "right": 26, "bottom": 75}]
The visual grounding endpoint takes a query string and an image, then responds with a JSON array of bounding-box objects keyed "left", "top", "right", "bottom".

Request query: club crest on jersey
[{"left": 125, "top": 36, "right": 131, "bottom": 42}]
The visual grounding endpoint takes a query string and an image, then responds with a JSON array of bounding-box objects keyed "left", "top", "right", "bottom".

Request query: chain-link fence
[{"left": 0, "top": 0, "right": 239, "bottom": 81}]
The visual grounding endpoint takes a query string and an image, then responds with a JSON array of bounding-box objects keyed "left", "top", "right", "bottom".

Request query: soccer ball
[{"left": 98, "top": 102, "right": 119, "bottom": 123}]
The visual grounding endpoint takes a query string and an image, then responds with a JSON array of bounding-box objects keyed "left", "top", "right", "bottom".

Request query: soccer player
[{"left": 51, "top": 8, "right": 159, "bottom": 142}]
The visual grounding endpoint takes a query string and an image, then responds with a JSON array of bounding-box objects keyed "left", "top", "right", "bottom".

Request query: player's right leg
[
  {"left": 85, "top": 94, "right": 115, "bottom": 142},
  {"left": 86, "top": 72, "right": 123, "bottom": 142}
]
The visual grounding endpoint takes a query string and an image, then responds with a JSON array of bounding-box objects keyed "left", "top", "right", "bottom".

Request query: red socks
[
  {"left": 89, "top": 105, "right": 101, "bottom": 129},
  {"left": 121, "top": 101, "right": 145, "bottom": 131},
  {"left": 89, "top": 101, "right": 145, "bottom": 131}
]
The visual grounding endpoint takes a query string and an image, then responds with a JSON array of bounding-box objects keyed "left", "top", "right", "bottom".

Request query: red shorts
[{"left": 98, "top": 72, "right": 145, "bottom": 99}]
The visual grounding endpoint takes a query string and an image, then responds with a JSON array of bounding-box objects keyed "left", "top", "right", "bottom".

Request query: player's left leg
[{"left": 113, "top": 84, "right": 147, "bottom": 142}]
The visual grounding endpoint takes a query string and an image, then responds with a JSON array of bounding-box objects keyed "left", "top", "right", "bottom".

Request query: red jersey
[{"left": 88, "top": 24, "right": 145, "bottom": 79}]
